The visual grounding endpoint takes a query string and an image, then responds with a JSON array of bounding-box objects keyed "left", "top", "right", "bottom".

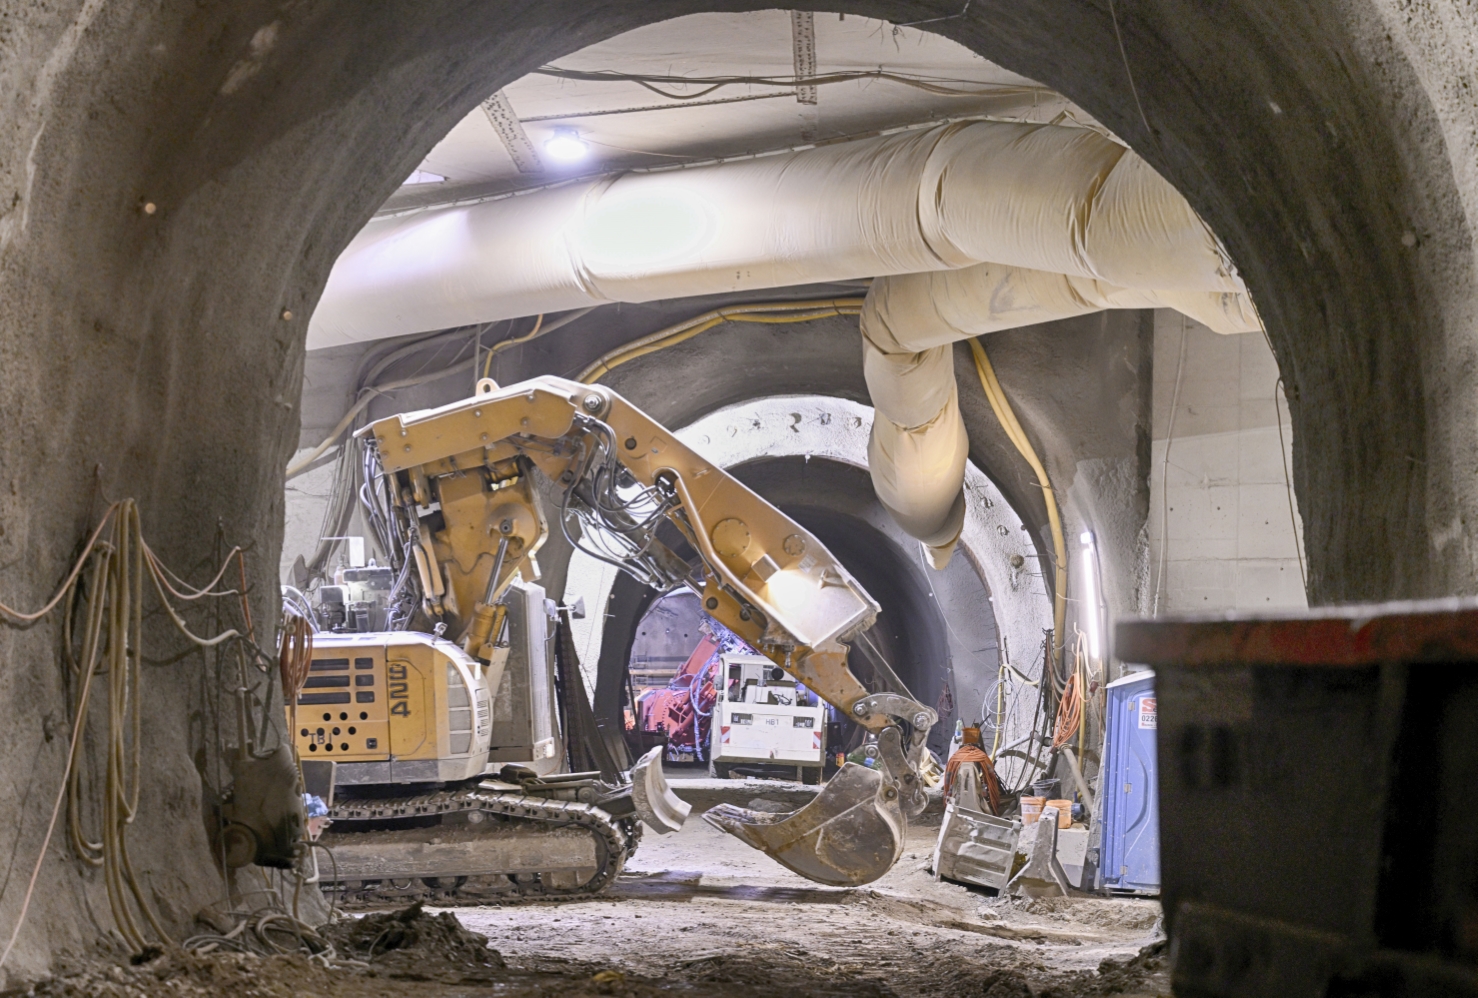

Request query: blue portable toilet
[{"left": 1097, "top": 671, "right": 1159, "bottom": 893}]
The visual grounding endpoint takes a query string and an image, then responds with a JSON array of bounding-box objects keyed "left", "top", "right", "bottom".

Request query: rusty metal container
[{"left": 1116, "top": 600, "right": 1478, "bottom": 997}]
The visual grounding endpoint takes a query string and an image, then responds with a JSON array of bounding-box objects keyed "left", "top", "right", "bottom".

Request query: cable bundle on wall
[
  {"left": 60, "top": 504, "right": 170, "bottom": 953},
  {"left": 0, "top": 501, "right": 273, "bottom": 965},
  {"left": 278, "top": 612, "right": 314, "bottom": 743}
]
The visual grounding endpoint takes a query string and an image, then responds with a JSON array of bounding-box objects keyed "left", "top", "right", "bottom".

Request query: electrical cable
[
  {"left": 286, "top": 360, "right": 474, "bottom": 479},
  {"left": 519, "top": 90, "right": 794, "bottom": 123},
  {"left": 289, "top": 307, "right": 598, "bottom": 482},
  {"left": 1153, "top": 318, "right": 1188, "bottom": 615},
  {"left": 136, "top": 544, "right": 244, "bottom": 602},
  {"left": 0, "top": 545, "right": 108, "bottom": 968},
  {"left": 534, "top": 65, "right": 1051, "bottom": 100},
  {"left": 289, "top": 325, "right": 487, "bottom": 480},
  {"left": 897, "top": 0, "right": 973, "bottom": 26},
  {"left": 998, "top": 635, "right": 1053, "bottom": 795},
  {"left": 577, "top": 299, "right": 863, "bottom": 383},
  {"left": 1052, "top": 630, "right": 1089, "bottom": 752},
  {"left": 1275, "top": 375, "right": 1307, "bottom": 591},
  {"left": 0, "top": 502, "right": 281, "bottom": 964},
  {"left": 988, "top": 665, "right": 1008, "bottom": 756},
  {"left": 0, "top": 502, "right": 122, "bottom": 623},
  {"left": 968, "top": 338, "right": 1067, "bottom": 669},
  {"left": 482, "top": 312, "right": 545, "bottom": 382},
  {"left": 1107, "top": 0, "right": 1157, "bottom": 151}
]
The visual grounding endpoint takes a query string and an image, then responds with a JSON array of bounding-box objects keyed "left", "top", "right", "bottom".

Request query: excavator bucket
[
  {"left": 630, "top": 746, "right": 692, "bottom": 834},
  {"left": 703, "top": 763, "right": 905, "bottom": 886}
]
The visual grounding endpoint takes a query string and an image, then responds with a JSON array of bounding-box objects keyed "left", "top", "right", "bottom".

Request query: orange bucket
[
  {"left": 1046, "top": 799, "right": 1073, "bottom": 828},
  {"left": 1020, "top": 796, "right": 1045, "bottom": 824}
]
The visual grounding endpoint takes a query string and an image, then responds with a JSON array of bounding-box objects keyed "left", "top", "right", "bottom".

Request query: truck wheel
[
  {"left": 802, "top": 767, "right": 821, "bottom": 785},
  {"left": 710, "top": 761, "right": 731, "bottom": 779}
]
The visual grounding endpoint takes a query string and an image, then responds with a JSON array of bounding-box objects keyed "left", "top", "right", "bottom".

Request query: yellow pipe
[
  {"left": 968, "top": 338, "right": 1067, "bottom": 665},
  {"left": 579, "top": 299, "right": 863, "bottom": 383},
  {"left": 483, "top": 312, "right": 543, "bottom": 382}
]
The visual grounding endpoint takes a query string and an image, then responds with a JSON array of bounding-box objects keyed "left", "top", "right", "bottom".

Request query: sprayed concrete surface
[{"left": 444, "top": 807, "right": 1168, "bottom": 997}]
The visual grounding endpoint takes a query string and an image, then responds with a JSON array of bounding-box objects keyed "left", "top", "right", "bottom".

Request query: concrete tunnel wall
[{"left": 0, "top": 0, "right": 1474, "bottom": 978}]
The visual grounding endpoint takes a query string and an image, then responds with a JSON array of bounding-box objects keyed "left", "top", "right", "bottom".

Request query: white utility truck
[{"left": 709, "top": 653, "right": 827, "bottom": 783}]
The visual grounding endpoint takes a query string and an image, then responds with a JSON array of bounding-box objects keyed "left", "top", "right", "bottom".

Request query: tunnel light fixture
[
  {"left": 1079, "top": 530, "right": 1103, "bottom": 662},
  {"left": 543, "top": 127, "right": 590, "bottom": 163}
]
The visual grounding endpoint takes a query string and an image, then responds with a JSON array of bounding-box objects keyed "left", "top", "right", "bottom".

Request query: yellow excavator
[{"left": 292, "top": 375, "right": 936, "bottom": 900}]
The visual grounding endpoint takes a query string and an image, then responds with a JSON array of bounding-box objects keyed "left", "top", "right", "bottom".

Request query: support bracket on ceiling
[
  {"left": 790, "top": 10, "right": 819, "bottom": 142},
  {"left": 483, "top": 89, "right": 544, "bottom": 175}
]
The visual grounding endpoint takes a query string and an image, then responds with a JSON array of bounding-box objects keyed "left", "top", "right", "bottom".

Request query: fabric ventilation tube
[
  {"left": 308, "top": 119, "right": 1254, "bottom": 349},
  {"left": 308, "top": 117, "right": 1260, "bottom": 570}
]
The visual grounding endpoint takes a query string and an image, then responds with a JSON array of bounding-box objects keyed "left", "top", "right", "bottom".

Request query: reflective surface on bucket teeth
[{"left": 320, "top": 786, "right": 640, "bottom": 908}]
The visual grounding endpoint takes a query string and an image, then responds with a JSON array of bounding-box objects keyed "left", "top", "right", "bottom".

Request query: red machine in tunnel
[{"left": 634, "top": 630, "right": 721, "bottom": 763}]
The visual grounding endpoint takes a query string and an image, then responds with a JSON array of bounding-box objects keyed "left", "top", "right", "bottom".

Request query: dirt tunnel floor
[
  {"left": 447, "top": 805, "right": 1170, "bottom": 997},
  {"left": 8, "top": 792, "right": 1169, "bottom": 997}
]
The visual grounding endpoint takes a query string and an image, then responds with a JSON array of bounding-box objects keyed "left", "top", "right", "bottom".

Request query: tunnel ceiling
[{"left": 379, "top": 11, "right": 1103, "bottom": 215}]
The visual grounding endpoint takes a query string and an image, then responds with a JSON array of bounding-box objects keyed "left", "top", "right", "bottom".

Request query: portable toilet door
[{"left": 1098, "top": 671, "right": 1159, "bottom": 894}]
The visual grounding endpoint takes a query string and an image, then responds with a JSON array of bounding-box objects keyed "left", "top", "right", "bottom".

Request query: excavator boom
[{"left": 361, "top": 376, "right": 937, "bottom": 886}]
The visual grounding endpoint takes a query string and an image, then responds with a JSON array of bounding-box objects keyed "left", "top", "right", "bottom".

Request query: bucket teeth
[
  {"left": 703, "top": 763, "right": 905, "bottom": 887},
  {"left": 629, "top": 746, "right": 691, "bottom": 834}
]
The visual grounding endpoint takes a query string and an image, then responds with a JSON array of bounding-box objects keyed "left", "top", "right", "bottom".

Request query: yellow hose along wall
[
  {"left": 968, "top": 340, "right": 1067, "bottom": 661},
  {"left": 577, "top": 299, "right": 862, "bottom": 383}
]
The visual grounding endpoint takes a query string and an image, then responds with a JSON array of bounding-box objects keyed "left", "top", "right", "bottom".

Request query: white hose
[
  {"left": 860, "top": 263, "right": 1259, "bottom": 566},
  {"left": 309, "top": 119, "right": 1247, "bottom": 349}
]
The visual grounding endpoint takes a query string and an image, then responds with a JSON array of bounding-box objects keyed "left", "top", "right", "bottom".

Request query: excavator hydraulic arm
[{"left": 359, "top": 376, "right": 937, "bottom": 886}]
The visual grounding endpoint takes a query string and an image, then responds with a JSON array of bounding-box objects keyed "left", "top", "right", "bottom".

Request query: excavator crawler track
[{"left": 319, "top": 786, "right": 641, "bottom": 908}]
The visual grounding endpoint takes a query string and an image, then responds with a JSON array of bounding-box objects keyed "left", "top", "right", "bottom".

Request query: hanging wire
[
  {"left": 1052, "top": 630, "right": 1089, "bottom": 752},
  {"left": 1153, "top": 317, "right": 1188, "bottom": 615},
  {"left": 1, "top": 501, "right": 286, "bottom": 966},
  {"left": 555, "top": 416, "right": 687, "bottom": 591},
  {"left": 1275, "top": 376, "right": 1308, "bottom": 590},
  {"left": 533, "top": 63, "right": 1036, "bottom": 100}
]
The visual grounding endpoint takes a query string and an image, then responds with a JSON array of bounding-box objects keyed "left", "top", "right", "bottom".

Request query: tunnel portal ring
[{"left": 564, "top": 394, "right": 1053, "bottom": 781}]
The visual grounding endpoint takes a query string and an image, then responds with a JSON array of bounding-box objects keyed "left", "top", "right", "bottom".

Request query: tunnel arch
[
  {"left": 564, "top": 392, "right": 1049, "bottom": 772},
  {"left": 2, "top": 0, "right": 1474, "bottom": 975}
]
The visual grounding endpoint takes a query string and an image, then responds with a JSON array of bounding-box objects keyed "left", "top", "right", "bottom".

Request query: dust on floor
[
  {"left": 448, "top": 803, "right": 1168, "bottom": 997},
  {"left": 6, "top": 794, "right": 1169, "bottom": 997}
]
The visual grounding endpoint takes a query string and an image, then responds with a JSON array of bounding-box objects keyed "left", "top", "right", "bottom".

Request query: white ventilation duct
[
  {"left": 861, "top": 262, "right": 1261, "bottom": 568},
  {"left": 863, "top": 261, "right": 1262, "bottom": 350},
  {"left": 864, "top": 343, "right": 969, "bottom": 562},
  {"left": 313, "top": 116, "right": 1262, "bottom": 571},
  {"left": 308, "top": 119, "right": 1251, "bottom": 349}
]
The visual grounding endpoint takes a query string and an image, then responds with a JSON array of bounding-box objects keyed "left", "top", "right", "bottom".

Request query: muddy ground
[{"left": 5, "top": 778, "right": 1168, "bottom": 997}]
